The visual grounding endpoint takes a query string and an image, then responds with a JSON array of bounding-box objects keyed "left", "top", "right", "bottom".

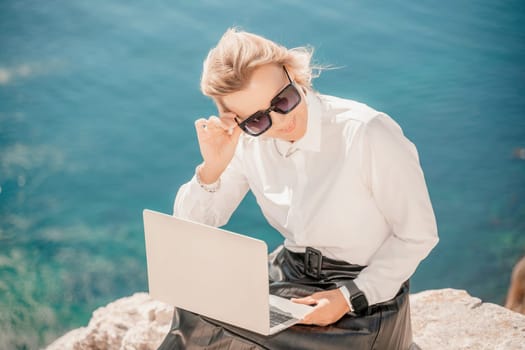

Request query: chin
[{"left": 291, "top": 125, "right": 307, "bottom": 141}]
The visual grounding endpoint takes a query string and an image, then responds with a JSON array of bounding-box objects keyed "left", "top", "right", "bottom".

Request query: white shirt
[{"left": 174, "top": 91, "right": 439, "bottom": 306}]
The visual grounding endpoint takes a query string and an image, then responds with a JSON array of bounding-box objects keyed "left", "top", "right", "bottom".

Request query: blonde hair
[{"left": 201, "top": 28, "right": 319, "bottom": 97}]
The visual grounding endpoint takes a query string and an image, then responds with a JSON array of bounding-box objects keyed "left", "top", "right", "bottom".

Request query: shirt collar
[{"left": 274, "top": 89, "right": 323, "bottom": 154}]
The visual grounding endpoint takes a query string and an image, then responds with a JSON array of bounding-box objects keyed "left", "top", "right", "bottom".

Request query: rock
[
  {"left": 410, "top": 289, "right": 525, "bottom": 350},
  {"left": 46, "top": 293, "right": 172, "bottom": 350},
  {"left": 47, "top": 289, "right": 525, "bottom": 350}
]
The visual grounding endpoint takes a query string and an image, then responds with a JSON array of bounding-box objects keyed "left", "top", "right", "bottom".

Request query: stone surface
[
  {"left": 47, "top": 289, "right": 525, "bottom": 350},
  {"left": 410, "top": 288, "right": 525, "bottom": 350},
  {"left": 46, "top": 293, "right": 172, "bottom": 350}
]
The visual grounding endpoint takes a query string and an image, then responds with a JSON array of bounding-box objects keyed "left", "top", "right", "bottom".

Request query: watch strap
[{"left": 344, "top": 280, "right": 369, "bottom": 315}]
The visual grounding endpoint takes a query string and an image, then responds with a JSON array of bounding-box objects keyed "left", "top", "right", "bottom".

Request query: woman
[{"left": 160, "top": 28, "right": 438, "bottom": 350}]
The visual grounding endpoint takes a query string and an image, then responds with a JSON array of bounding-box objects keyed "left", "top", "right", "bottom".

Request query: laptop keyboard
[{"left": 269, "top": 308, "right": 296, "bottom": 327}]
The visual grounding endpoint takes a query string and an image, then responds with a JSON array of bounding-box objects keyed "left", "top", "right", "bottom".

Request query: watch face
[{"left": 352, "top": 294, "right": 368, "bottom": 313}]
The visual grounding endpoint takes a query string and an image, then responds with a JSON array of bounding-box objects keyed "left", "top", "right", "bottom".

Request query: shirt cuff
[
  {"left": 339, "top": 286, "right": 353, "bottom": 312},
  {"left": 195, "top": 164, "right": 221, "bottom": 192}
]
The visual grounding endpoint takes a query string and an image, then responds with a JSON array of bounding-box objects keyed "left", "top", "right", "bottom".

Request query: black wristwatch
[{"left": 345, "top": 281, "right": 369, "bottom": 315}]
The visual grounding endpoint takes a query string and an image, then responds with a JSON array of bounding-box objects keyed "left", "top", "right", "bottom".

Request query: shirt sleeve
[
  {"left": 353, "top": 114, "right": 439, "bottom": 306},
  {"left": 173, "top": 143, "right": 250, "bottom": 227}
]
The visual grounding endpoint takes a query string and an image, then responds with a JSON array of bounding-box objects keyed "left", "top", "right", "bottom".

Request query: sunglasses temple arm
[{"left": 283, "top": 66, "right": 293, "bottom": 83}]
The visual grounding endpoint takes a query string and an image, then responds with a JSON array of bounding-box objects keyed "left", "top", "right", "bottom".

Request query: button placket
[{"left": 286, "top": 151, "right": 306, "bottom": 243}]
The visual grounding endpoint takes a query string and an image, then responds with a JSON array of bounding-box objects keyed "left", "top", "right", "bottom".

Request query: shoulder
[
  {"left": 318, "top": 94, "right": 402, "bottom": 142},
  {"left": 319, "top": 94, "right": 381, "bottom": 125}
]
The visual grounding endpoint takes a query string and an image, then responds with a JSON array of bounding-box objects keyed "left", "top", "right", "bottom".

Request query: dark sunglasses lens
[
  {"left": 244, "top": 112, "right": 271, "bottom": 135},
  {"left": 273, "top": 85, "right": 301, "bottom": 113}
]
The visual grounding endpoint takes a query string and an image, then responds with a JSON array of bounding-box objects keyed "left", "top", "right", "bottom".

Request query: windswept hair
[{"left": 201, "top": 28, "right": 321, "bottom": 97}]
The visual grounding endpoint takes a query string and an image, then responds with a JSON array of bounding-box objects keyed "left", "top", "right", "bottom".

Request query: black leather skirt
[{"left": 157, "top": 245, "right": 416, "bottom": 350}]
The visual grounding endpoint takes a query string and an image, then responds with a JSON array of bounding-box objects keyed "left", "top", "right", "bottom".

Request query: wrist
[
  {"left": 195, "top": 164, "right": 221, "bottom": 192},
  {"left": 197, "top": 163, "right": 222, "bottom": 185},
  {"left": 339, "top": 286, "right": 353, "bottom": 312}
]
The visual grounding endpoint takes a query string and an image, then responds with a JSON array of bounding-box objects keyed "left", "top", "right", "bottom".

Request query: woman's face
[{"left": 220, "top": 64, "right": 308, "bottom": 142}]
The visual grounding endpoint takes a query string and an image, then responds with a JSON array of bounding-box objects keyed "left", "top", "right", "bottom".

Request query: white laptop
[{"left": 143, "top": 209, "right": 313, "bottom": 335}]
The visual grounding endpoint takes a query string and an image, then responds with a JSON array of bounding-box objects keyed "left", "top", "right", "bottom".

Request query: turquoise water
[{"left": 1, "top": 1, "right": 524, "bottom": 348}]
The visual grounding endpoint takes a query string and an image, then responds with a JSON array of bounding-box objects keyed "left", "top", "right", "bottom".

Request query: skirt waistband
[{"left": 270, "top": 246, "right": 366, "bottom": 283}]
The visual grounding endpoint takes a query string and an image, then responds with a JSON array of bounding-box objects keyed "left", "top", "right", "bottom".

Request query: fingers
[
  {"left": 299, "top": 305, "right": 333, "bottom": 326},
  {"left": 194, "top": 117, "right": 219, "bottom": 140},
  {"left": 195, "top": 118, "right": 208, "bottom": 132},
  {"left": 300, "top": 310, "right": 317, "bottom": 325},
  {"left": 299, "top": 303, "right": 331, "bottom": 326},
  {"left": 218, "top": 114, "right": 241, "bottom": 137},
  {"left": 291, "top": 295, "right": 318, "bottom": 325},
  {"left": 291, "top": 296, "right": 318, "bottom": 306},
  {"left": 219, "top": 112, "right": 237, "bottom": 128},
  {"left": 230, "top": 122, "right": 242, "bottom": 140},
  {"left": 293, "top": 290, "right": 349, "bottom": 326},
  {"left": 203, "top": 115, "right": 223, "bottom": 132},
  {"left": 292, "top": 294, "right": 320, "bottom": 325},
  {"left": 195, "top": 115, "right": 239, "bottom": 136}
]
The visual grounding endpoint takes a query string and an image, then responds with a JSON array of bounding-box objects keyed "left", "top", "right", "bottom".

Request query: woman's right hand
[{"left": 194, "top": 113, "right": 242, "bottom": 184}]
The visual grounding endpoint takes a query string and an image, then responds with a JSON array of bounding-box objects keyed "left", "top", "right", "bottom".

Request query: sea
[{"left": 1, "top": 1, "right": 524, "bottom": 348}]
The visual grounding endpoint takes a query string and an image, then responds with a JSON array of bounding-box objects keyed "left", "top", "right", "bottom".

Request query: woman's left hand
[{"left": 291, "top": 289, "right": 351, "bottom": 326}]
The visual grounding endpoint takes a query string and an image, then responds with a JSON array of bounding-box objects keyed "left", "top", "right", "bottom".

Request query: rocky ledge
[{"left": 47, "top": 288, "right": 525, "bottom": 350}]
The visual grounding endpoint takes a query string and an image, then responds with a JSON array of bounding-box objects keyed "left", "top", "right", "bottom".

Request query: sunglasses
[{"left": 235, "top": 66, "right": 301, "bottom": 137}]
